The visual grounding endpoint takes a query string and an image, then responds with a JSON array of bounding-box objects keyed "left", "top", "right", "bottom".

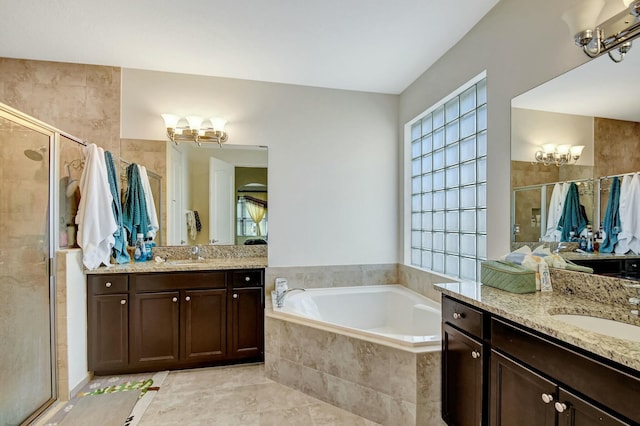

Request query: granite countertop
[
  {"left": 434, "top": 281, "right": 640, "bottom": 372},
  {"left": 561, "top": 252, "right": 640, "bottom": 261},
  {"left": 85, "top": 256, "right": 268, "bottom": 274}
]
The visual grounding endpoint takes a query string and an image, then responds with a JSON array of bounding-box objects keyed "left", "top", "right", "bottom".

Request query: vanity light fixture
[
  {"left": 534, "top": 144, "right": 584, "bottom": 166},
  {"left": 161, "top": 114, "right": 228, "bottom": 146},
  {"left": 562, "top": 0, "right": 640, "bottom": 62}
]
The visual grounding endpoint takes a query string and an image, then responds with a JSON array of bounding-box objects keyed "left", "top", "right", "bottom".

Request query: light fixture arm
[
  {"left": 162, "top": 115, "right": 229, "bottom": 146},
  {"left": 570, "top": 0, "right": 640, "bottom": 62}
]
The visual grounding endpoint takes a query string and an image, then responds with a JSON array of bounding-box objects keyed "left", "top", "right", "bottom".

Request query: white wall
[
  {"left": 399, "top": 0, "right": 596, "bottom": 260},
  {"left": 121, "top": 70, "right": 399, "bottom": 267}
]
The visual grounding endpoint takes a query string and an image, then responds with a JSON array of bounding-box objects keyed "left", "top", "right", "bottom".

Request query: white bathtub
[{"left": 272, "top": 285, "right": 441, "bottom": 347}]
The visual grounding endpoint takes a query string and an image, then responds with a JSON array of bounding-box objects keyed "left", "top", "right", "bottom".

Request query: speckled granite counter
[
  {"left": 84, "top": 244, "right": 267, "bottom": 274},
  {"left": 561, "top": 252, "right": 640, "bottom": 261},
  {"left": 85, "top": 257, "right": 268, "bottom": 274},
  {"left": 434, "top": 280, "right": 640, "bottom": 372}
]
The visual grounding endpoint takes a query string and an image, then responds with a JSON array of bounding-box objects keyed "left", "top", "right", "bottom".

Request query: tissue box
[{"left": 480, "top": 260, "right": 536, "bottom": 294}]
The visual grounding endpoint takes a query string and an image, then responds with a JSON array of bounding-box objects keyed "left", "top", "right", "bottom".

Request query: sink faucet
[
  {"left": 275, "top": 288, "right": 306, "bottom": 308},
  {"left": 554, "top": 242, "right": 568, "bottom": 253},
  {"left": 191, "top": 245, "right": 201, "bottom": 259},
  {"left": 624, "top": 283, "right": 640, "bottom": 316}
]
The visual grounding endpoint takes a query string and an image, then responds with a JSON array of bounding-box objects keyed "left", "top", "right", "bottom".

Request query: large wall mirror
[
  {"left": 119, "top": 139, "right": 268, "bottom": 248},
  {"left": 510, "top": 52, "right": 640, "bottom": 250},
  {"left": 168, "top": 143, "right": 268, "bottom": 246}
]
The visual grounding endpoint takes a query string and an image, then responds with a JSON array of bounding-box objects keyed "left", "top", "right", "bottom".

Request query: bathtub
[{"left": 272, "top": 284, "right": 441, "bottom": 347}]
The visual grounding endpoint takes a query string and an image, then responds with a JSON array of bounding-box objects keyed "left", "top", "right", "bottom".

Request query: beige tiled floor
[{"left": 138, "top": 364, "right": 380, "bottom": 426}]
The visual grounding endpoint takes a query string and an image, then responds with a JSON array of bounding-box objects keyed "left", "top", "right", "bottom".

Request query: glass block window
[{"left": 409, "top": 77, "right": 487, "bottom": 280}]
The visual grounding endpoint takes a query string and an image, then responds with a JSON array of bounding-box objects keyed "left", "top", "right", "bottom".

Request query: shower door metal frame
[{"left": 0, "top": 103, "right": 87, "bottom": 425}]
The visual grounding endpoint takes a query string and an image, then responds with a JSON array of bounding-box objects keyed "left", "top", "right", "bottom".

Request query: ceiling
[
  {"left": 0, "top": 0, "right": 499, "bottom": 94},
  {"left": 511, "top": 47, "right": 640, "bottom": 122}
]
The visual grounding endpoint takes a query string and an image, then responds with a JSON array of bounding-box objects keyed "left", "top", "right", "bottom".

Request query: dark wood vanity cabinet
[
  {"left": 442, "top": 295, "right": 640, "bottom": 426},
  {"left": 441, "top": 296, "right": 486, "bottom": 426},
  {"left": 88, "top": 269, "right": 264, "bottom": 374},
  {"left": 87, "top": 274, "right": 129, "bottom": 372},
  {"left": 228, "top": 269, "right": 264, "bottom": 359}
]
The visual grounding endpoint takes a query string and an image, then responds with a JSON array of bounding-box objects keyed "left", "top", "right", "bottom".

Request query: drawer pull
[
  {"left": 172, "top": 297, "right": 178, "bottom": 302},
  {"left": 453, "top": 312, "right": 465, "bottom": 320},
  {"left": 233, "top": 293, "right": 239, "bottom": 299},
  {"left": 541, "top": 393, "right": 554, "bottom": 404},
  {"left": 105, "top": 282, "right": 112, "bottom": 288},
  {"left": 120, "top": 299, "right": 126, "bottom": 305},
  {"left": 185, "top": 296, "right": 191, "bottom": 301},
  {"left": 554, "top": 402, "right": 568, "bottom": 413},
  {"left": 245, "top": 276, "right": 251, "bottom": 282},
  {"left": 471, "top": 350, "right": 481, "bottom": 359}
]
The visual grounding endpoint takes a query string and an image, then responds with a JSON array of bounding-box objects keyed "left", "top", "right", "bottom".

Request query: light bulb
[{"left": 161, "top": 114, "right": 180, "bottom": 129}]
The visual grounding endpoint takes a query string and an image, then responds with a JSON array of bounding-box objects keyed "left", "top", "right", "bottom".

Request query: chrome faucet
[
  {"left": 191, "top": 245, "right": 202, "bottom": 259},
  {"left": 624, "top": 283, "right": 640, "bottom": 316},
  {"left": 554, "top": 242, "right": 568, "bottom": 253},
  {"left": 275, "top": 288, "right": 306, "bottom": 308}
]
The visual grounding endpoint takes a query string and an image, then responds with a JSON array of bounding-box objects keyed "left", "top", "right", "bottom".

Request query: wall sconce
[
  {"left": 161, "top": 114, "right": 229, "bottom": 146},
  {"left": 562, "top": 0, "right": 640, "bottom": 62},
  {"left": 534, "top": 144, "right": 584, "bottom": 166}
]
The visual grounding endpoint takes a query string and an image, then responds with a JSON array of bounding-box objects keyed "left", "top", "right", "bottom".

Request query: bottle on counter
[
  {"left": 145, "top": 231, "right": 156, "bottom": 261},
  {"left": 134, "top": 233, "right": 148, "bottom": 262}
]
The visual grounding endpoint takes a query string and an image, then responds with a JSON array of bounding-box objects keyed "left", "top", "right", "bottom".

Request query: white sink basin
[{"left": 551, "top": 314, "right": 640, "bottom": 343}]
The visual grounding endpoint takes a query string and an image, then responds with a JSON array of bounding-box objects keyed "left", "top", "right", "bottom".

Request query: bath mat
[{"left": 58, "top": 390, "right": 141, "bottom": 426}]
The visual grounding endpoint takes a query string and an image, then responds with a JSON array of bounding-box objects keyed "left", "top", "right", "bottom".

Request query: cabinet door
[
  {"left": 556, "top": 388, "right": 630, "bottom": 426},
  {"left": 442, "top": 323, "right": 484, "bottom": 426},
  {"left": 88, "top": 293, "right": 128, "bottom": 373},
  {"left": 181, "top": 288, "right": 227, "bottom": 362},
  {"left": 131, "top": 291, "right": 180, "bottom": 367},
  {"left": 228, "top": 287, "right": 264, "bottom": 359},
  {"left": 490, "top": 351, "right": 556, "bottom": 426}
]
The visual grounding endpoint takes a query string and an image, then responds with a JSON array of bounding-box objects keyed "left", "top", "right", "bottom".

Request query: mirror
[
  {"left": 511, "top": 52, "right": 640, "bottom": 249},
  {"left": 173, "top": 144, "right": 268, "bottom": 246},
  {"left": 120, "top": 138, "right": 268, "bottom": 247}
]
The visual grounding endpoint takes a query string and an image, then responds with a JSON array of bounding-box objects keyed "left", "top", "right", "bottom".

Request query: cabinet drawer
[
  {"left": 133, "top": 271, "right": 226, "bottom": 292},
  {"left": 231, "top": 269, "right": 264, "bottom": 287},
  {"left": 88, "top": 274, "right": 128, "bottom": 294},
  {"left": 442, "top": 295, "right": 484, "bottom": 338}
]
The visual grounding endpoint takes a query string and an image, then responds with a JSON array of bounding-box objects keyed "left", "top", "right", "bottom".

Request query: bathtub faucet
[{"left": 276, "top": 288, "right": 306, "bottom": 308}]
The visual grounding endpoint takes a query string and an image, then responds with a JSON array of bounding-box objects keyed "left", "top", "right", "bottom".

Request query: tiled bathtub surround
[
  {"left": 264, "top": 315, "right": 444, "bottom": 426},
  {"left": 265, "top": 263, "right": 454, "bottom": 298},
  {"left": 263, "top": 263, "right": 451, "bottom": 425}
]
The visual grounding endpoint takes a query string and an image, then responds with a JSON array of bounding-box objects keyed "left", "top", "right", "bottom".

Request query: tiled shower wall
[{"left": 0, "top": 58, "right": 121, "bottom": 156}]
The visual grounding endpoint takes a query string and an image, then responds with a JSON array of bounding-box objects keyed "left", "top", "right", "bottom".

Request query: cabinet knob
[
  {"left": 233, "top": 293, "right": 239, "bottom": 299},
  {"left": 105, "top": 282, "right": 112, "bottom": 288},
  {"left": 453, "top": 312, "right": 464, "bottom": 320},
  {"left": 120, "top": 299, "right": 126, "bottom": 305},
  {"left": 541, "top": 393, "right": 554, "bottom": 404},
  {"left": 172, "top": 297, "right": 178, "bottom": 302},
  {"left": 185, "top": 296, "right": 191, "bottom": 301},
  {"left": 554, "top": 402, "right": 568, "bottom": 413},
  {"left": 245, "top": 276, "right": 251, "bottom": 282},
  {"left": 471, "top": 350, "right": 480, "bottom": 359}
]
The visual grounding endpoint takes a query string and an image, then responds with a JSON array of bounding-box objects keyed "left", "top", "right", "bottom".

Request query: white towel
[
  {"left": 542, "top": 182, "right": 567, "bottom": 242},
  {"left": 186, "top": 211, "right": 197, "bottom": 241},
  {"left": 618, "top": 174, "right": 640, "bottom": 254},
  {"left": 137, "top": 164, "right": 159, "bottom": 238},
  {"left": 75, "top": 143, "right": 118, "bottom": 269}
]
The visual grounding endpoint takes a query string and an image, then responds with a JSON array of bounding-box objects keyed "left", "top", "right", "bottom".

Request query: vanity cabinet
[
  {"left": 228, "top": 269, "right": 264, "bottom": 359},
  {"left": 441, "top": 295, "right": 640, "bottom": 425},
  {"left": 87, "top": 268, "right": 264, "bottom": 375},
  {"left": 87, "top": 274, "right": 129, "bottom": 372},
  {"left": 441, "top": 296, "right": 487, "bottom": 426}
]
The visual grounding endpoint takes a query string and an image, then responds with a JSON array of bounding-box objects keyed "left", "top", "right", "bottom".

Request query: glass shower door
[{"left": 0, "top": 113, "right": 55, "bottom": 425}]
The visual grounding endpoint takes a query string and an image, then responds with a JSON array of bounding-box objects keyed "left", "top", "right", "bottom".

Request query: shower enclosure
[{"left": 0, "top": 106, "right": 56, "bottom": 425}]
